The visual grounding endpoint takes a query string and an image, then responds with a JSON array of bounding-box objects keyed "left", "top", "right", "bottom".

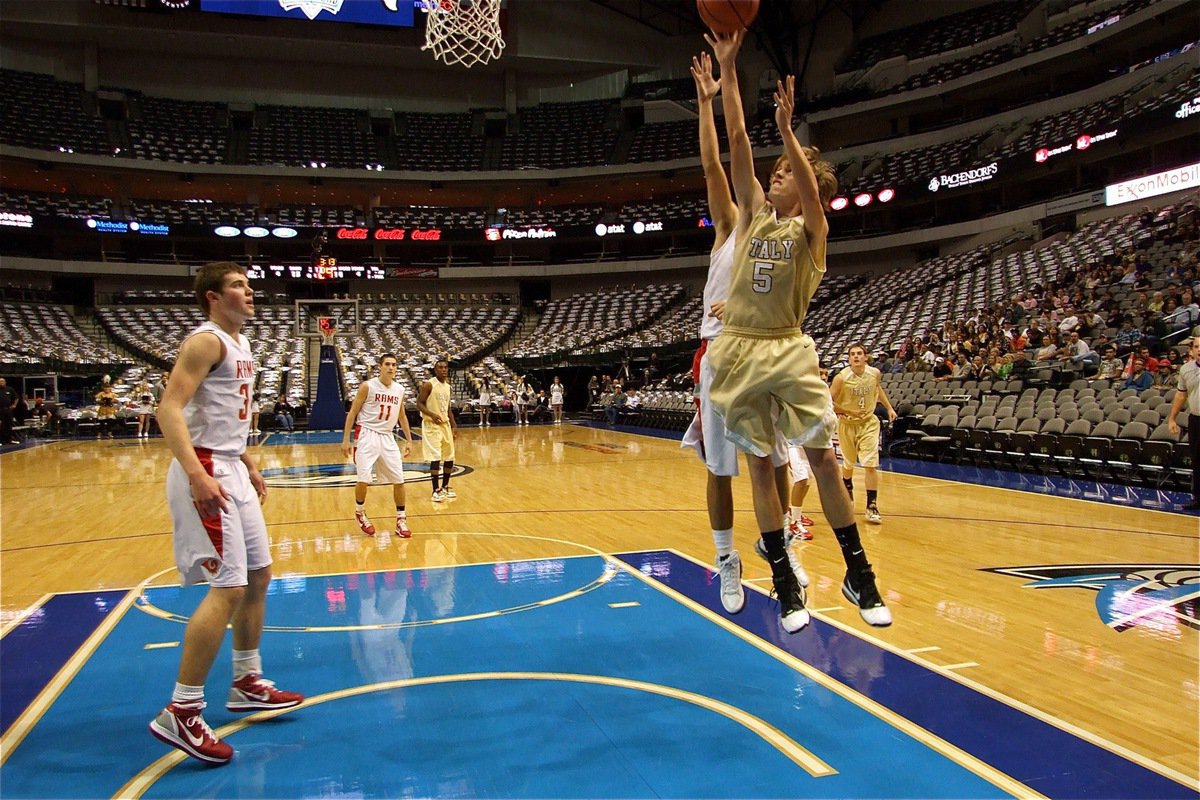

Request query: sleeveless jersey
[
  {"left": 550, "top": 384, "right": 564, "bottom": 403},
  {"left": 424, "top": 377, "right": 451, "bottom": 421},
  {"left": 835, "top": 366, "right": 881, "bottom": 415},
  {"left": 723, "top": 205, "right": 825, "bottom": 333},
  {"left": 700, "top": 231, "right": 737, "bottom": 340},
  {"left": 357, "top": 377, "right": 405, "bottom": 434},
  {"left": 182, "top": 321, "right": 254, "bottom": 456}
]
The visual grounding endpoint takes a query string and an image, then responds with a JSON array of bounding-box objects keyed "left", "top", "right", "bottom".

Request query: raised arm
[
  {"left": 706, "top": 29, "right": 765, "bottom": 223},
  {"left": 691, "top": 51, "right": 737, "bottom": 242},
  {"left": 775, "top": 75, "right": 828, "bottom": 244}
]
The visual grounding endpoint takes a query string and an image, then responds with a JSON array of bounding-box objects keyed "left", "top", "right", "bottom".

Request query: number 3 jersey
[
  {"left": 722, "top": 205, "right": 826, "bottom": 334},
  {"left": 357, "top": 377, "right": 405, "bottom": 434},
  {"left": 183, "top": 321, "right": 255, "bottom": 457}
]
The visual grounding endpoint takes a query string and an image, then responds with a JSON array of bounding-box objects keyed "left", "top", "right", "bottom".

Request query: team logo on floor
[
  {"left": 984, "top": 564, "right": 1199, "bottom": 632},
  {"left": 563, "top": 441, "right": 628, "bottom": 454},
  {"left": 261, "top": 462, "right": 472, "bottom": 488}
]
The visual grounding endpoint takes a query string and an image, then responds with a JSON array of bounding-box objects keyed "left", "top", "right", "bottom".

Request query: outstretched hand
[
  {"left": 774, "top": 75, "right": 795, "bottom": 134},
  {"left": 703, "top": 28, "right": 745, "bottom": 66},
  {"left": 690, "top": 51, "right": 720, "bottom": 103}
]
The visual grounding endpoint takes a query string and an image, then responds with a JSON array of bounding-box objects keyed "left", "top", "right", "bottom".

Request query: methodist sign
[{"left": 1105, "top": 162, "right": 1200, "bottom": 206}]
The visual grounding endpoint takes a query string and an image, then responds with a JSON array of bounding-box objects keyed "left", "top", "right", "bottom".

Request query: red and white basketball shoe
[
  {"left": 355, "top": 510, "right": 376, "bottom": 536},
  {"left": 149, "top": 701, "right": 233, "bottom": 765},
  {"left": 226, "top": 674, "right": 304, "bottom": 712},
  {"left": 395, "top": 517, "right": 412, "bottom": 539}
]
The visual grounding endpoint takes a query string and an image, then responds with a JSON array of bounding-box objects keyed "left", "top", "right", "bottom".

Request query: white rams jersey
[
  {"left": 182, "top": 321, "right": 255, "bottom": 457},
  {"left": 357, "top": 377, "right": 405, "bottom": 434}
]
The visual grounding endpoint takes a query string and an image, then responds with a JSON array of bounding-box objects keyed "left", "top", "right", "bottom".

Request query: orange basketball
[{"left": 697, "top": 0, "right": 760, "bottom": 33}]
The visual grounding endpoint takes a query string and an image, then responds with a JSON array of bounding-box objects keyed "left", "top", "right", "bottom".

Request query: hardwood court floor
[{"left": 1, "top": 422, "right": 1197, "bottom": 791}]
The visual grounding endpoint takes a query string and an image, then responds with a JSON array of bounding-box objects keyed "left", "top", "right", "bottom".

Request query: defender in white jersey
[
  {"left": 149, "top": 262, "right": 302, "bottom": 767},
  {"left": 680, "top": 51, "right": 805, "bottom": 619},
  {"left": 341, "top": 354, "right": 415, "bottom": 538}
]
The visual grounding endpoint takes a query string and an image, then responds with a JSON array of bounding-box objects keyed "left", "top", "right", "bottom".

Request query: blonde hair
[{"left": 773, "top": 146, "right": 838, "bottom": 206}]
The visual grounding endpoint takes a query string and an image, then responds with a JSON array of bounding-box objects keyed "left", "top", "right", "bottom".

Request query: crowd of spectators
[{"left": 878, "top": 201, "right": 1200, "bottom": 389}]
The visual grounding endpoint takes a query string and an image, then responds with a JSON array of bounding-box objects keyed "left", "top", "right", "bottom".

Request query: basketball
[{"left": 697, "top": 0, "right": 759, "bottom": 33}]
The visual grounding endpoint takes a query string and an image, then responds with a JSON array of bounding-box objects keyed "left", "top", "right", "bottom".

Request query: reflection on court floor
[{"left": 2, "top": 549, "right": 1193, "bottom": 798}]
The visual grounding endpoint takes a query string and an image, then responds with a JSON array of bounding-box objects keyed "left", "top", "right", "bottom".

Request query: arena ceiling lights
[
  {"left": 214, "top": 226, "right": 298, "bottom": 238},
  {"left": 828, "top": 188, "right": 895, "bottom": 212}
]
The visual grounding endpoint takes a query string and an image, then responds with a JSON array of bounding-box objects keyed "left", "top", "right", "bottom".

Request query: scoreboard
[
  {"left": 199, "top": 0, "right": 416, "bottom": 27},
  {"left": 247, "top": 257, "right": 386, "bottom": 281}
]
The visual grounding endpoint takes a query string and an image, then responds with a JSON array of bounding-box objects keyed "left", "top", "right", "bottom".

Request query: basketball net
[
  {"left": 320, "top": 329, "right": 338, "bottom": 348},
  {"left": 421, "top": 0, "right": 504, "bottom": 68}
]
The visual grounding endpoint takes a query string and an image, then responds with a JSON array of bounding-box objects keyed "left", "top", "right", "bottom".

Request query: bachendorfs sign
[{"left": 926, "top": 162, "right": 999, "bottom": 192}]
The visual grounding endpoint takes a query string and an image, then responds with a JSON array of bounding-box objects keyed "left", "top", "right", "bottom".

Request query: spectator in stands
[
  {"left": 1154, "top": 358, "right": 1175, "bottom": 387},
  {"left": 1095, "top": 346, "right": 1123, "bottom": 381},
  {"left": 1115, "top": 320, "right": 1142, "bottom": 354},
  {"left": 1033, "top": 333, "right": 1059, "bottom": 364},
  {"left": 531, "top": 390, "right": 551, "bottom": 423},
  {"left": 932, "top": 356, "right": 953, "bottom": 381},
  {"left": 0, "top": 378, "right": 16, "bottom": 444},
  {"left": 603, "top": 384, "right": 626, "bottom": 426},
  {"left": 1122, "top": 359, "right": 1153, "bottom": 392},
  {"left": 1058, "top": 332, "right": 1098, "bottom": 374},
  {"left": 273, "top": 395, "right": 294, "bottom": 432}
]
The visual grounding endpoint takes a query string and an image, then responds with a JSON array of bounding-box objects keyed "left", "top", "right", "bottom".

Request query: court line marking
[
  {"left": 906, "top": 646, "right": 942, "bottom": 654},
  {"left": 614, "top": 556, "right": 1042, "bottom": 799},
  {"left": 941, "top": 662, "right": 981, "bottom": 670},
  {"left": 117, "top": 671, "right": 835, "bottom": 798},
  {"left": 142, "top": 642, "right": 179, "bottom": 650},
  {"left": 668, "top": 549, "right": 1199, "bottom": 792},
  {"left": 0, "top": 588, "right": 139, "bottom": 767},
  {"left": 608, "top": 601, "right": 640, "bottom": 608},
  {"left": 134, "top": 540, "right": 619, "bottom": 632},
  {"left": 0, "top": 593, "right": 51, "bottom": 639}
]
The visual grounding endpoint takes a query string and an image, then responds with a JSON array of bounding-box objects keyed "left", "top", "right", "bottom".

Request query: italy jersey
[
  {"left": 723, "top": 205, "right": 826, "bottom": 333},
  {"left": 835, "top": 366, "right": 882, "bottom": 416}
]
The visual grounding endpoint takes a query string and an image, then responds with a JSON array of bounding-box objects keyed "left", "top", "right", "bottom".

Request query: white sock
[
  {"left": 355, "top": 501, "right": 366, "bottom": 513},
  {"left": 172, "top": 682, "right": 205, "bottom": 706},
  {"left": 790, "top": 506, "right": 804, "bottom": 523},
  {"left": 232, "top": 648, "right": 261, "bottom": 680},
  {"left": 712, "top": 528, "right": 734, "bottom": 559}
]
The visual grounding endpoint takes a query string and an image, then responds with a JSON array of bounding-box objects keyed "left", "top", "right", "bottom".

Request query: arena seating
[
  {"left": 127, "top": 94, "right": 228, "bottom": 164},
  {"left": 339, "top": 303, "right": 520, "bottom": 402},
  {"left": 839, "top": 1, "right": 1036, "bottom": 73},
  {"left": 507, "top": 283, "right": 685, "bottom": 361},
  {"left": 1, "top": 189, "right": 113, "bottom": 220},
  {"left": 1, "top": 302, "right": 130, "bottom": 371},
  {"left": 247, "top": 104, "right": 378, "bottom": 169},
  {"left": 0, "top": 69, "right": 111, "bottom": 156},
  {"left": 373, "top": 205, "right": 487, "bottom": 230},
  {"left": 129, "top": 198, "right": 258, "bottom": 228},
  {"left": 499, "top": 100, "right": 616, "bottom": 170},
  {"left": 395, "top": 110, "right": 484, "bottom": 172}
]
